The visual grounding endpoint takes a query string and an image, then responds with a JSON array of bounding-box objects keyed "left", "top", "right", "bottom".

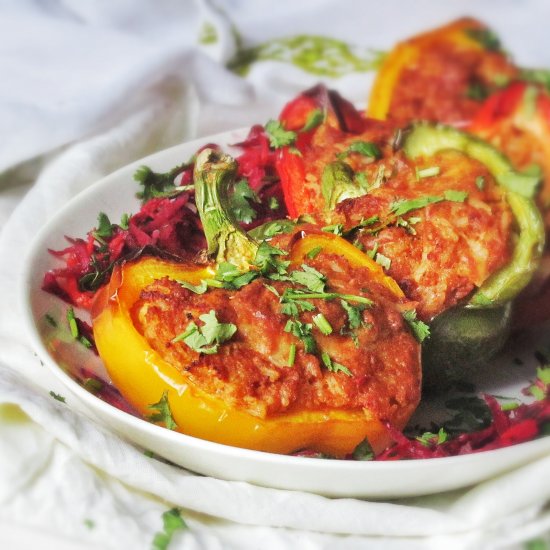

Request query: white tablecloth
[{"left": 1, "top": 1, "right": 550, "bottom": 548}]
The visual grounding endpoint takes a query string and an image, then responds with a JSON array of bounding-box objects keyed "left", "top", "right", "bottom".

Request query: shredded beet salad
[{"left": 42, "top": 125, "right": 550, "bottom": 461}]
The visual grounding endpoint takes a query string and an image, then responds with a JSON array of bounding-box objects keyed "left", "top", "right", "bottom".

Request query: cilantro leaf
[
  {"left": 465, "top": 27, "right": 502, "bottom": 52},
  {"left": 264, "top": 120, "right": 297, "bottom": 148},
  {"left": 230, "top": 179, "right": 260, "bottom": 224},
  {"left": 321, "top": 352, "right": 353, "bottom": 377},
  {"left": 173, "top": 310, "right": 237, "bottom": 355},
  {"left": 93, "top": 212, "right": 114, "bottom": 240},
  {"left": 352, "top": 438, "right": 374, "bottom": 461},
  {"left": 211, "top": 262, "right": 259, "bottom": 289},
  {"left": 340, "top": 299, "right": 365, "bottom": 330},
  {"left": 177, "top": 280, "right": 208, "bottom": 294},
  {"left": 152, "top": 508, "right": 188, "bottom": 550},
  {"left": 339, "top": 141, "right": 381, "bottom": 160},
  {"left": 49, "top": 391, "right": 66, "bottom": 403},
  {"left": 301, "top": 109, "right": 325, "bottom": 132},
  {"left": 146, "top": 392, "right": 177, "bottom": 430},
  {"left": 444, "top": 190, "right": 469, "bottom": 202},
  {"left": 284, "top": 319, "right": 317, "bottom": 354},
  {"left": 416, "top": 427, "right": 448, "bottom": 447},
  {"left": 134, "top": 162, "right": 192, "bottom": 203},
  {"left": 402, "top": 309, "right": 430, "bottom": 343},
  {"left": 391, "top": 196, "right": 444, "bottom": 216},
  {"left": 290, "top": 264, "right": 326, "bottom": 292}
]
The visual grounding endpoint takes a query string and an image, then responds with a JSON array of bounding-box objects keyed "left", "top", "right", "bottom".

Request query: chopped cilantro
[
  {"left": 49, "top": 391, "right": 66, "bottom": 403},
  {"left": 283, "top": 289, "right": 373, "bottom": 305},
  {"left": 82, "top": 377, "right": 103, "bottom": 394},
  {"left": 352, "top": 438, "right": 374, "bottom": 461},
  {"left": 537, "top": 366, "right": 550, "bottom": 385},
  {"left": 268, "top": 196, "right": 280, "bottom": 210},
  {"left": 313, "top": 313, "right": 333, "bottom": 335},
  {"left": 177, "top": 279, "right": 208, "bottom": 295},
  {"left": 44, "top": 313, "right": 57, "bottom": 328},
  {"left": 321, "top": 223, "right": 344, "bottom": 235},
  {"left": 301, "top": 109, "right": 325, "bottom": 132},
  {"left": 416, "top": 428, "right": 448, "bottom": 447},
  {"left": 340, "top": 299, "right": 366, "bottom": 330},
  {"left": 66, "top": 307, "right": 79, "bottom": 339},
  {"left": 284, "top": 319, "right": 317, "bottom": 354},
  {"left": 134, "top": 162, "right": 191, "bottom": 202},
  {"left": 288, "top": 343, "right": 297, "bottom": 367},
  {"left": 254, "top": 240, "right": 289, "bottom": 275},
  {"left": 475, "top": 175, "right": 486, "bottom": 191},
  {"left": 93, "top": 212, "right": 114, "bottom": 240},
  {"left": 465, "top": 81, "right": 490, "bottom": 101},
  {"left": 152, "top": 508, "right": 188, "bottom": 550},
  {"left": 230, "top": 179, "right": 260, "bottom": 224},
  {"left": 321, "top": 352, "right": 353, "bottom": 377},
  {"left": 374, "top": 252, "right": 391, "bottom": 270},
  {"left": 290, "top": 264, "right": 326, "bottom": 292},
  {"left": 264, "top": 120, "right": 297, "bottom": 148},
  {"left": 391, "top": 195, "right": 444, "bottom": 216},
  {"left": 338, "top": 141, "right": 381, "bottom": 160},
  {"left": 415, "top": 166, "right": 440, "bottom": 179},
  {"left": 210, "top": 262, "right": 259, "bottom": 289},
  {"left": 119, "top": 213, "right": 130, "bottom": 230},
  {"left": 402, "top": 309, "right": 430, "bottom": 343},
  {"left": 306, "top": 246, "right": 323, "bottom": 259},
  {"left": 465, "top": 27, "right": 502, "bottom": 51},
  {"left": 444, "top": 189, "right": 469, "bottom": 202},
  {"left": 146, "top": 392, "right": 177, "bottom": 430},
  {"left": 173, "top": 310, "right": 237, "bottom": 355}
]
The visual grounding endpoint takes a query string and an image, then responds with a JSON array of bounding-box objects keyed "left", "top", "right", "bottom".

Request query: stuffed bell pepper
[
  {"left": 274, "top": 86, "right": 544, "bottom": 386},
  {"left": 92, "top": 148, "right": 422, "bottom": 456}
]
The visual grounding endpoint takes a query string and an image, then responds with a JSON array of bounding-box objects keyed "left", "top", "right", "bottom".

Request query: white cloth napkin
[{"left": 2, "top": 1, "right": 550, "bottom": 548}]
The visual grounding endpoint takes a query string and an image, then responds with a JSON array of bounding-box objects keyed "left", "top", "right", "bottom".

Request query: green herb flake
[
  {"left": 444, "top": 190, "right": 469, "bottom": 202},
  {"left": 177, "top": 279, "right": 208, "bottom": 295},
  {"left": 288, "top": 343, "right": 297, "bottom": 367},
  {"left": 44, "top": 313, "right": 57, "bottom": 328},
  {"left": 537, "top": 366, "right": 550, "bottom": 385},
  {"left": 173, "top": 310, "right": 237, "bottom": 355},
  {"left": 415, "top": 166, "right": 440, "bottom": 179},
  {"left": 475, "top": 175, "right": 486, "bottom": 191},
  {"left": 264, "top": 120, "right": 297, "bottom": 148},
  {"left": 82, "top": 377, "right": 103, "bottom": 394},
  {"left": 465, "top": 81, "right": 489, "bottom": 102},
  {"left": 93, "top": 212, "right": 114, "bottom": 240},
  {"left": 230, "top": 179, "right": 260, "bottom": 224},
  {"left": 134, "top": 162, "right": 191, "bottom": 203},
  {"left": 119, "top": 213, "right": 130, "bottom": 230},
  {"left": 146, "top": 392, "right": 178, "bottom": 430},
  {"left": 301, "top": 109, "right": 325, "bottom": 132},
  {"left": 352, "top": 438, "right": 374, "bottom": 461},
  {"left": 306, "top": 246, "right": 323, "bottom": 260},
  {"left": 83, "top": 519, "right": 95, "bottom": 530},
  {"left": 152, "top": 508, "right": 188, "bottom": 550},
  {"left": 290, "top": 264, "right": 326, "bottom": 293},
  {"left": 321, "top": 352, "right": 353, "bottom": 377},
  {"left": 199, "top": 22, "right": 218, "bottom": 45},
  {"left": 49, "top": 391, "right": 66, "bottom": 403},
  {"left": 416, "top": 428, "right": 448, "bottom": 447},
  {"left": 268, "top": 196, "right": 280, "bottom": 210},
  {"left": 66, "top": 307, "right": 79, "bottom": 339},
  {"left": 465, "top": 27, "right": 502, "bottom": 51},
  {"left": 284, "top": 319, "right": 317, "bottom": 354},
  {"left": 340, "top": 299, "right": 365, "bottom": 330},
  {"left": 321, "top": 223, "right": 344, "bottom": 235},
  {"left": 339, "top": 141, "right": 381, "bottom": 160},
  {"left": 390, "top": 195, "right": 444, "bottom": 216},
  {"left": 374, "top": 252, "right": 391, "bottom": 270},
  {"left": 212, "top": 262, "right": 259, "bottom": 289},
  {"left": 402, "top": 309, "right": 430, "bottom": 343},
  {"left": 313, "top": 313, "right": 333, "bottom": 335}
]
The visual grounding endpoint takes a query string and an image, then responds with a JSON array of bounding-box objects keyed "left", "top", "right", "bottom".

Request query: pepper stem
[{"left": 194, "top": 148, "right": 258, "bottom": 270}]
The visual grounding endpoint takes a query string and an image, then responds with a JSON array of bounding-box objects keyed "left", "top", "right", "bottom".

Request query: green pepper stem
[{"left": 194, "top": 148, "right": 258, "bottom": 270}]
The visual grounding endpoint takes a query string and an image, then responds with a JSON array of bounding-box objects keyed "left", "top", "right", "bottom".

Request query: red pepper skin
[{"left": 276, "top": 85, "right": 367, "bottom": 217}]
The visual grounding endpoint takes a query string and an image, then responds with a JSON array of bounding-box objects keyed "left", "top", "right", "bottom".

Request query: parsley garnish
[
  {"left": 49, "top": 391, "right": 66, "bottom": 403},
  {"left": 284, "top": 319, "right": 317, "bottom": 354},
  {"left": 390, "top": 190, "right": 468, "bottom": 216},
  {"left": 465, "top": 27, "right": 502, "bottom": 51},
  {"left": 230, "top": 179, "right": 260, "bottom": 224},
  {"left": 340, "top": 299, "right": 366, "bottom": 330},
  {"left": 173, "top": 310, "right": 237, "bottom": 355},
  {"left": 338, "top": 141, "right": 381, "bottom": 160},
  {"left": 302, "top": 109, "right": 325, "bottom": 132},
  {"left": 290, "top": 264, "right": 326, "bottom": 293},
  {"left": 352, "top": 438, "right": 374, "bottom": 460},
  {"left": 146, "top": 392, "right": 178, "bottom": 430},
  {"left": 67, "top": 307, "right": 79, "bottom": 339},
  {"left": 210, "top": 262, "right": 259, "bottom": 289},
  {"left": 306, "top": 246, "right": 323, "bottom": 259},
  {"left": 254, "top": 241, "right": 289, "bottom": 277},
  {"left": 321, "top": 352, "right": 353, "bottom": 377},
  {"left": 402, "top": 309, "right": 430, "bottom": 343},
  {"left": 415, "top": 166, "right": 440, "bottom": 179},
  {"left": 177, "top": 280, "right": 208, "bottom": 294},
  {"left": 475, "top": 175, "right": 485, "bottom": 191},
  {"left": 152, "top": 508, "right": 188, "bottom": 550},
  {"left": 268, "top": 196, "right": 280, "bottom": 210},
  {"left": 264, "top": 120, "right": 297, "bottom": 148},
  {"left": 288, "top": 343, "right": 297, "bottom": 367},
  {"left": 134, "top": 162, "right": 191, "bottom": 202},
  {"left": 93, "top": 212, "right": 114, "bottom": 240},
  {"left": 416, "top": 428, "right": 448, "bottom": 447},
  {"left": 313, "top": 313, "right": 333, "bottom": 335}
]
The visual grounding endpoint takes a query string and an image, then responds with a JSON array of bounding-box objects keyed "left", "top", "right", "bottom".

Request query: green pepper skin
[{"left": 403, "top": 123, "right": 545, "bottom": 386}]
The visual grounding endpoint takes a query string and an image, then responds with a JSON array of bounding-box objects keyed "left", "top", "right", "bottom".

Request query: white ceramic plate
[{"left": 22, "top": 129, "right": 550, "bottom": 499}]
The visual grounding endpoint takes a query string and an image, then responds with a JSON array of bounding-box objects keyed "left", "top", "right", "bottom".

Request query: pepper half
[
  {"left": 276, "top": 89, "right": 544, "bottom": 385},
  {"left": 92, "top": 148, "right": 420, "bottom": 456}
]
